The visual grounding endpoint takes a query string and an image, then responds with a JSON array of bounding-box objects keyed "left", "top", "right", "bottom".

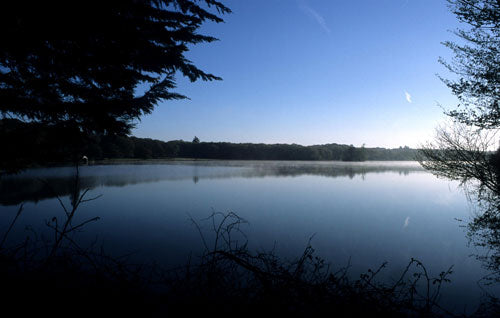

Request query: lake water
[{"left": 0, "top": 160, "right": 498, "bottom": 311}]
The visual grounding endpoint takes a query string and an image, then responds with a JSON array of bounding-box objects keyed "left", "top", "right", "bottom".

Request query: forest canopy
[{"left": 0, "top": 119, "right": 417, "bottom": 165}]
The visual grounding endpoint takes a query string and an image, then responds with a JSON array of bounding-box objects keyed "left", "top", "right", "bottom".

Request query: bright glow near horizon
[{"left": 133, "top": 0, "right": 461, "bottom": 149}]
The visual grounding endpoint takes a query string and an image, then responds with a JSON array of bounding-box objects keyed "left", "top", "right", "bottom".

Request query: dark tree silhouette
[
  {"left": 420, "top": 1, "right": 500, "bottom": 286},
  {"left": 420, "top": 0, "right": 500, "bottom": 181},
  {"left": 0, "top": 0, "right": 230, "bottom": 136},
  {"left": 439, "top": 0, "right": 500, "bottom": 128}
]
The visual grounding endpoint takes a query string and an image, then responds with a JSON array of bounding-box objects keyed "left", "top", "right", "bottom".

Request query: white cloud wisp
[{"left": 299, "top": 3, "right": 331, "bottom": 34}]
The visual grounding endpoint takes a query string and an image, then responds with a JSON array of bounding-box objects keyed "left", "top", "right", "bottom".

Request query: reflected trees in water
[
  {"left": 0, "top": 162, "right": 423, "bottom": 206},
  {"left": 419, "top": 122, "right": 500, "bottom": 288},
  {"left": 419, "top": 0, "right": 500, "bottom": 288}
]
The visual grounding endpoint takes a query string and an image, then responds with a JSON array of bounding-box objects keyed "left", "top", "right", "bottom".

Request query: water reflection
[
  {"left": 0, "top": 161, "right": 424, "bottom": 206},
  {"left": 0, "top": 160, "right": 495, "bottom": 311},
  {"left": 464, "top": 189, "right": 500, "bottom": 285}
]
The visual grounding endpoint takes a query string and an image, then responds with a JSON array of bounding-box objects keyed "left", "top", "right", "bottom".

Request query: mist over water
[{"left": 0, "top": 160, "right": 496, "bottom": 311}]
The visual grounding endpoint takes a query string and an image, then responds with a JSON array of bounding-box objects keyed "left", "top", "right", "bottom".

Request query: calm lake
[{"left": 1, "top": 160, "right": 498, "bottom": 311}]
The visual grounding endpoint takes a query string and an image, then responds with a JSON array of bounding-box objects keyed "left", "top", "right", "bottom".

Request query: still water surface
[{"left": 0, "top": 160, "right": 497, "bottom": 311}]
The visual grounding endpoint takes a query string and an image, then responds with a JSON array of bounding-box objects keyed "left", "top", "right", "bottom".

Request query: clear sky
[{"left": 132, "top": 0, "right": 462, "bottom": 148}]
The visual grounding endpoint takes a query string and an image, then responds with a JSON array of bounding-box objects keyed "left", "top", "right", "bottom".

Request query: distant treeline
[
  {"left": 1, "top": 119, "right": 418, "bottom": 170},
  {"left": 108, "top": 137, "right": 418, "bottom": 161}
]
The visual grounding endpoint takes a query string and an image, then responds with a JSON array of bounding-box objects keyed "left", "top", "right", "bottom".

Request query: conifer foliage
[{"left": 0, "top": 1, "right": 230, "bottom": 135}]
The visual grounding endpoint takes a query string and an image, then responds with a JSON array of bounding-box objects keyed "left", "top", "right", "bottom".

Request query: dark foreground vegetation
[{"left": 1, "top": 182, "right": 498, "bottom": 317}]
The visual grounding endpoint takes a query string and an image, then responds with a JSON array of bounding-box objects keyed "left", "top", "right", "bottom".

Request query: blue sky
[{"left": 133, "top": 0, "right": 462, "bottom": 148}]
